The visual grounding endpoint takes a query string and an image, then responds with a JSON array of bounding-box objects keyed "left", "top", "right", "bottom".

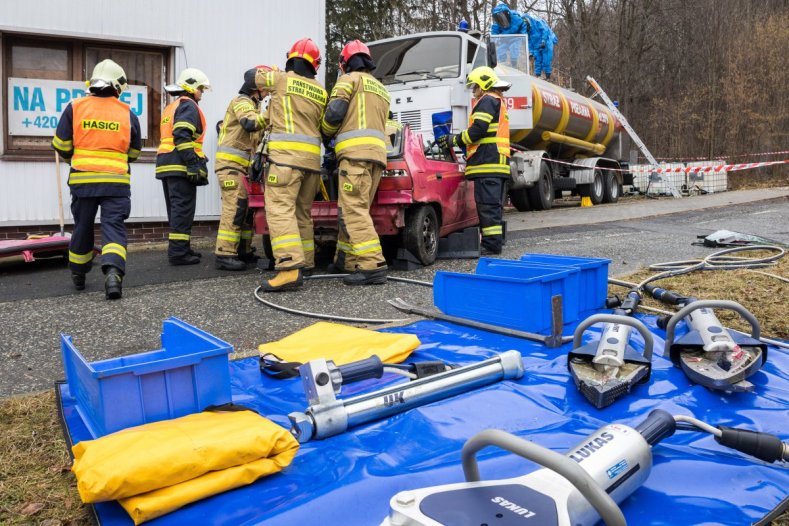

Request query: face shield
[{"left": 493, "top": 10, "right": 511, "bottom": 29}]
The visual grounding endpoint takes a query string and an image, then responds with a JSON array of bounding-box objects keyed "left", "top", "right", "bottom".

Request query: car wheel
[{"left": 403, "top": 205, "right": 439, "bottom": 265}]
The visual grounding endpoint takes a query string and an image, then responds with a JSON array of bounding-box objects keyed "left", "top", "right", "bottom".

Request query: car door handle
[{"left": 436, "top": 173, "right": 443, "bottom": 180}]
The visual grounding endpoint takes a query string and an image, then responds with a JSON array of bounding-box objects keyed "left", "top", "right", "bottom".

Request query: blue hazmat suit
[
  {"left": 491, "top": 3, "right": 530, "bottom": 64},
  {"left": 491, "top": 3, "right": 557, "bottom": 77}
]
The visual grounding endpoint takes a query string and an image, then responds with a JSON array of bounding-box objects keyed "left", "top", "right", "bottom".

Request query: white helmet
[
  {"left": 166, "top": 68, "right": 211, "bottom": 94},
  {"left": 89, "top": 59, "right": 128, "bottom": 94}
]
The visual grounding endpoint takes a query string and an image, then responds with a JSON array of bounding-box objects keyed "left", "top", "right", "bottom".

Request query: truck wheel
[
  {"left": 527, "top": 163, "right": 554, "bottom": 211},
  {"left": 579, "top": 172, "right": 605, "bottom": 204},
  {"left": 403, "top": 205, "right": 439, "bottom": 266},
  {"left": 508, "top": 187, "right": 531, "bottom": 211},
  {"left": 602, "top": 171, "right": 620, "bottom": 203}
]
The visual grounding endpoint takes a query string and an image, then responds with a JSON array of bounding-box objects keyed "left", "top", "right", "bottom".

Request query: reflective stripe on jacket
[
  {"left": 328, "top": 72, "right": 390, "bottom": 167},
  {"left": 69, "top": 96, "right": 132, "bottom": 184},
  {"left": 156, "top": 96, "right": 206, "bottom": 177},
  {"left": 216, "top": 94, "right": 264, "bottom": 170},
  {"left": 459, "top": 92, "right": 510, "bottom": 178},
  {"left": 258, "top": 70, "right": 326, "bottom": 172}
]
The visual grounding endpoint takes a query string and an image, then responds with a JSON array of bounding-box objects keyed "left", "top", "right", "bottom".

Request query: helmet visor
[{"left": 493, "top": 11, "right": 510, "bottom": 28}]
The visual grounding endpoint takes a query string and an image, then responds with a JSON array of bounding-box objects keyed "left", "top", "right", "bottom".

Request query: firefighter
[
  {"left": 257, "top": 38, "right": 327, "bottom": 291},
  {"left": 438, "top": 66, "right": 511, "bottom": 255},
  {"left": 492, "top": 2, "right": 557, "bottom": 80},
  {"left": 213, "top": 66, "right": 276, "bottom": 271},
  {"left": 155, "top": 68, "right": 211, "bottom": 266},
  {"left": 321, "top": 40, "right": 390, "bottom": 286},
  {"left": 52, "top": 59, "right": 142, "bottom": 300}
]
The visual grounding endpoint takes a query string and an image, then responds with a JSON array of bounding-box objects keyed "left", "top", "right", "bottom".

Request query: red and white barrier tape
[
  {"left": 543, "top": 157, "right": 788, "bottom": 174},
  {"left": 640, "top": 149, "right": 789, "bottom": 162}
]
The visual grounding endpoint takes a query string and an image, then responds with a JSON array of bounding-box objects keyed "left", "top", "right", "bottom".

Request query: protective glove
[
  {"left": 187, "top": 161, "right": 209, "bottom": 186},
  {"left": 437, "top": 133, "right": 456, "bottom": 152}
]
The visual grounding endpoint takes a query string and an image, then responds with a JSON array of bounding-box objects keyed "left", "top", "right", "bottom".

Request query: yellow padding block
[
  {"left": 581, "top": 196, "right": 593, "bottom": 207},
  {"left": 258, "top": 321, "right": 420, "bottom": 365},
  {"left": 72, "top": 410, "right": 298, "bottom": 522}
]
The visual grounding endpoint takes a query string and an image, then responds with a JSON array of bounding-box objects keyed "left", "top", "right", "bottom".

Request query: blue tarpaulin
[{"left": 57, "top": 315, "right": 788, "bottom": 525}]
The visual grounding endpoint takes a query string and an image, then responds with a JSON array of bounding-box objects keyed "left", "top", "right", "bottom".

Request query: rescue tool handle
[
  {"left": 634, "top": 409, "right": 677, "bottom": 446},
  {"left": 573, "top": 314, "right": 654, "bottom": 361},
  {"left": 461, "top": 429, "right": 627, "bottom": 526},
  {"left": 664, "top": 300, "right": 761, "bottom": 350},
  {"left": 338, "top": 355, "right": 384, "bottom": 385}
]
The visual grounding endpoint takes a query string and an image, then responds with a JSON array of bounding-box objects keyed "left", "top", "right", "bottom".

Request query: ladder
[{"left": 586, "top": 76, "right": 681, "bottom": 198}]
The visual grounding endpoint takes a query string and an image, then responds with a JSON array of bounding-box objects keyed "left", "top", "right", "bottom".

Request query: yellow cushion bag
[
  {"left": 72, "top": 409, "right": 298, "bottom": 504},
  {"left": 258, "top": 321, "right": 420, "bottom": 366}
]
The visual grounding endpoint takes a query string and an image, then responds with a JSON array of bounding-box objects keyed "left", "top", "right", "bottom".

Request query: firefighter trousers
[
  {"left": 263, "top": 164, "right": 319, "bottom": 270},
  {"left": 69, "top": 194, "right": 131, "bottom": 275},
  {"left": 473, "top": 176, "right": 505, "bottom": 253},
  {"left": 334, "top": 159, "right": 386, "bottom": 272},
  {"left": 161, "top": 177, "right": 197, "bottom": 260},
  {"left": 214, "top": 167, "right": 253, "bottom": 257}
]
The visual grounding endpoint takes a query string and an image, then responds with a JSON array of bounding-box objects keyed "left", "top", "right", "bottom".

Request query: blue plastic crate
[
  {"left": 434, "top": 265, "right": 578, "bottom": 334},
  {"left": 518, "top": 253, "right": 610, "bottom": 315},
  {"left": 61, "top": 317, "right": 234, "bottom": 438},
  {"left": 475, "top": 258, "right": 581, "bottom": 324}
]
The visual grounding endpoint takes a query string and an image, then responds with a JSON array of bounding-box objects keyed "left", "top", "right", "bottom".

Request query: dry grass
[{"left": 0, "top": 254, "right": 786, "bottom": 525}]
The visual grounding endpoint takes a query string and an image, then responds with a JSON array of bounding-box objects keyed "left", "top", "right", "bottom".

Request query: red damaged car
[{"left": 246, "top": 124, "right": 478, "bottom": 266}]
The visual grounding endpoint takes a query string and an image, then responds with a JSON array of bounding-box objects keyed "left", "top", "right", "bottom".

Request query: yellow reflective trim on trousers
[
  {"left": 69, "top": 172, "right": 130, "bottom": 184},
  {"left": 271, "top": 234, "right": 302, "bottom": 249},
  {"left": 102, "top": 243, "right": 127, "bottom": 260},
  {"left": 481, "top": 226, "right": 503, "bottom": 236},
  {"left": 173, "top": 121, "right": 197, "bottom": 133},
  {"left": 216, "top": 151, "right": 252, "bottom": 167},
  {"left": 69, "top": 250, "right": 94, "bottom": 264},
  {"left": 218, "top": 230, "right": 241, "bottom": 242},
  {"left": 357, "top": 94, "right": 366, "bottom": 129},
  {"left": 351, "top": 239, "right": 381, "bottom": 255},
  {"left": 283, "top": 96, "right": 294, "bottom": 134},
  {"left": 471, "top": 112, "right": 493, "bottom": 123},
  {"left": 156, "top": 165, "right": 188, "bottom": 173},
  {"left": 268, "top": 141, "right": 321, "bottom": 155},
  {"left": 335, "top": 136, "right": 386, "bottom": 152},
  {"left": 302, "top": 240, "right": 315, "bottom": 251},
  {"left": 169, "top": 233, "right": 190, "bottom": 241},
  {"left": 240, "top": 230, "right": 253, "bottom": 240},
  {"left": 73, "top": 149, "right": 127, "bottom": 160},
  {"left": 465, "top": 163, "right": 510, "bottom": 174},
  {"left": 337, "top": 241, "right": 353, "bottom": 253}
]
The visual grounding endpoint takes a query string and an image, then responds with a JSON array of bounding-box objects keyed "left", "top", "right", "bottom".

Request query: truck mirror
[{"left": 486, "top": 39, "right": 498, "bottom": 68}]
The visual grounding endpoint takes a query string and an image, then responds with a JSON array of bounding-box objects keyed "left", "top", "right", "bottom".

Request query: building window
[{"left": 2, "top": 34, "right": 169, "bottom": 157}]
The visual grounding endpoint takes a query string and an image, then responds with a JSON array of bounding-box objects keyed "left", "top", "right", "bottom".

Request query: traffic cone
[{"left": 581, "top": 196, "right": 593, "bottom": 207}]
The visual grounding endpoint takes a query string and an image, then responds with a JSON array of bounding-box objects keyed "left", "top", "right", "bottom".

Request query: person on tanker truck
[
  {"left": 213, "top": 65, "right": 277, "bottom": 271},
  {"left": 321, "top": 39, "right": 391, "bottom": 286},
  {"left": 156, "top": 68, "right": 211, "bottom": 266},
  {"left": 491, "top": 2, "right": 557, "bottom": 80},
  {"left": 258, "top": 38, "right": 327, "bottom": 292},
  {"left": 52, "top": 59, "right": 142, "bottom": 300},
  {"left": 438, "top": 66, "right": 511, "bottom": 255}
]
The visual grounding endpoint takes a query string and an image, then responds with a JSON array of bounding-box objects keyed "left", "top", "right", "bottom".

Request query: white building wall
[{"left": 0, "top": 0, "right": 325, "bottom": 225}]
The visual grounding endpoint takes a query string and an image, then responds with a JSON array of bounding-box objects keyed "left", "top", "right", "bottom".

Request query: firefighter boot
[
  {"left": 215, "top": 256, "right": 246, "bottom": 271},
  {"left": 104, "top": 267, "right": 123, "bottom": 300},
  {"left": 71, "top": 272, "right": 86, "bottom": 291},
  {"left": 343, "top": 267, "right": 388, "bottom": 286},
  {"left": 261, "top": 269, "right": 303, "bottom": 292}
]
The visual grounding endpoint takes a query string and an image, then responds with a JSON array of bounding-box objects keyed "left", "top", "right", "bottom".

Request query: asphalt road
[{"left": 0, "top": 196, "right": 786, "bottom": 397}]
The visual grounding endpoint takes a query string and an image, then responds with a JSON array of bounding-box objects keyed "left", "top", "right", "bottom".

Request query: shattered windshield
[{"left": 369, "top": 36, "right": 462, "bottom": 85}]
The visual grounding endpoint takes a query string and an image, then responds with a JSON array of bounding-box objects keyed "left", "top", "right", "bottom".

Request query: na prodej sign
[{"left": 7, "top": 77, "right": 148, "bottom": 138}]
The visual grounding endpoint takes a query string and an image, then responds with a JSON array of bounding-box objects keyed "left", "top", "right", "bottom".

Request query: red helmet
[
  {"left": 340, "top": 40, "right": 371, "bottom": 72},
  {"left": 287, "top": 38, "right": 321, "bottom": 72}
]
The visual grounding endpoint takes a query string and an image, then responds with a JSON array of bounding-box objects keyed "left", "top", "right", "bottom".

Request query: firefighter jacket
[
  {"left": 215, "top": 94, "right": 266, "bottom": 171},
  {"left": 52, "top": 94, "right": 142, "bottom": 198},
  {"left": 456, "top": 92, "right": 510, "bottom": 179},
  {"left": 321, "top": 72, "right": 390, "bottom": 168},
  {"left": 155, "top": 96, "right": 206, "bottom": 179},
  {"left": 256, "top": 70, "right": 327, "bottom": 173}
]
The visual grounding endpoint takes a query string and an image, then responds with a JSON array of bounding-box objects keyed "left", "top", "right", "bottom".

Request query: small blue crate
[
  {"left": 61, "top": 317, "right": 234, "bottom": 438},
  {"left": 518, "top": 253, "right": 610, "bottom": 315},
  {"left": 475, "top": 258, "right": 581, "bottom": 324},
  {"left": 434, "top": 264, "right": 579, "bottom": 334}
]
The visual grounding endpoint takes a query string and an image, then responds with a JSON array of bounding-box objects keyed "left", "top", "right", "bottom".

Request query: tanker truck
[{"left": 367, "top": 31, "right": 633, "bottom": 210}]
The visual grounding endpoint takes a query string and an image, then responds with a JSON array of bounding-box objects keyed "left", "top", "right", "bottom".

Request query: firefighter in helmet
[
  {"left": 438, "top": 66, "right": 511, "bottom": 255},
  {"left": 321, "top": 40, "right": 391, "bottom": 285},
  {"left": 156, "top": 67, "right": 211, "bottom": 266},
  {"left": 213, "top": 65, "right": 277, "bottom": 271},
  {"left": 52, "top": 59, "right": 142, "bottom": 300},
  {"left": 257, "top": 38, "right": 327, "bottom": 291}
]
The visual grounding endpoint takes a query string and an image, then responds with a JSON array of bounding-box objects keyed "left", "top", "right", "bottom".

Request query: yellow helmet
[
  {"left": 167, "top": 68, "right": 211, "bottom": 94},
  {"left": 465, "top": 66, "right": 499, "bottom": 91},
  {"left": 89, "top": 59, "right": 128, "bottom": 94}
]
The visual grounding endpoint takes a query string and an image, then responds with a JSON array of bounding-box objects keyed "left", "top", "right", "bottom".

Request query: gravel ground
[{"left": 0, "top": 196, "right": 786, "bottom": 398}]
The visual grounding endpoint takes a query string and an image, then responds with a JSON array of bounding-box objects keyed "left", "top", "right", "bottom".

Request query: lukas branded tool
[
  {"left": 289, "top": 351, "right": 524, "bottom": 442},
  {"left": 568, "top": 290, "right": 653, "bottom": 408},
  {"left": 382, "top": 410, "right": 788, "bottom": 526},
  {"left": 645, "top": 284, "right": 768, "bottom": 392}
]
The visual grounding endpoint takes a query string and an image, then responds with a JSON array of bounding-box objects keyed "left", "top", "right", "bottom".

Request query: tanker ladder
[{"left": 586, "top": 76, "right": 681, "bottom": 198}]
